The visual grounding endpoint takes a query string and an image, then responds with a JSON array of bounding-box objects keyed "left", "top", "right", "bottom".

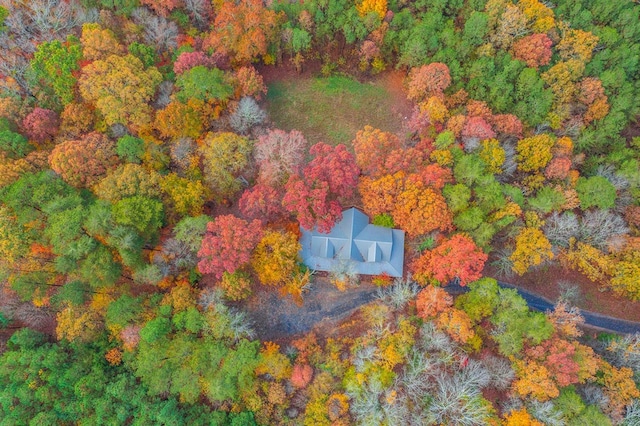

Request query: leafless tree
[
  {"left": 169, "top": 138, "right": 197, "bottom": 175},
  {"left": 229, "top": 97, "right": 267, "bottom": 135},
  {"left": 13, "top": 302, "right": 54, "bottom": 330},
  {"left": 596, "top": 164, "right": 629, "bottom": 191},
  {"left": 623, "top": 399, "right": 640, "bottom": 426},
  {"left": 375, "top": 277, "right": 420, "bottom": 310},
  {"left": 159, "top": 238, "right": 198, "bottom": 273},
  {"left": 490, "top": 247, "right": 515, "bottom": 279},
  {"left": 579, "top": 209, "right": 628, "bottom": 251},
  {"left": 131, "top": 7, "right": 178, "bottom": 53},
  {"left": 482, "top": 355, "right": 515, "bottom": 390},
  {"left": 527, "top": 400, "right": 564, "bottom": 426},
  {"left": 605, "top": 333, "right": 640, "bottom": 377},
  {"left": 133, "top": 264, "right": 163, "bottom": 285},
  {"left": 498, "top": 141, "right": 518, "bottom": 181},
  {"left": 579, "top": 384, "right": 610, "bottom": 415},
  {"left": 430, "top": 370, "right": 492, "bottom": 426},
  {"left": 254, "top": 129, "right": 307, "bottom": 186},
  {"left": 1, "top": 0, "right": 94, "bottom": 47},
  {"left": 183, "top": 0, "right": 212, "bottom": 30},
  {"left": 543, "top": 211, "right": 580, "bottom": 248},
  {"left": 153, "top": 81, "right": 174, "bottom": 109}
]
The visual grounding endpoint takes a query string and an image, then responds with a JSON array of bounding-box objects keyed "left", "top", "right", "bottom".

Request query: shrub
[{"left": 372, "top": 213, "right": 395, "bottom": 228}]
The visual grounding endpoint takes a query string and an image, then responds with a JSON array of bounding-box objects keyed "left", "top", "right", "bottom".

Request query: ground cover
[
  {"left": 265, "top": 73, "right": 410, "bottom": 146},
  {"left": 243, "top": 276, "right": 378, "bottom": 342}
]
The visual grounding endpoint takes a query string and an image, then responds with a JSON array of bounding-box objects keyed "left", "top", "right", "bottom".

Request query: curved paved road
[{"left": 447, "top": 280, "right": 640, "bottom": 335}]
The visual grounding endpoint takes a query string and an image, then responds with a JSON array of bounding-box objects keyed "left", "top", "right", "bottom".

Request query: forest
[{"left": 0, "top": 0, "right": 640, "bottom": 424}]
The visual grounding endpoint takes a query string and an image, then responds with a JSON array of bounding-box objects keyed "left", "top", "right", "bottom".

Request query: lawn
[{"left": 266, "top": 75, "right": 407, "bottom": 147}]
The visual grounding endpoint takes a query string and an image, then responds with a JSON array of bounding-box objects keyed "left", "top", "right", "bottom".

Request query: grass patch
[{"left": 266, "top": 75, "right": 403, "bottom": 147}]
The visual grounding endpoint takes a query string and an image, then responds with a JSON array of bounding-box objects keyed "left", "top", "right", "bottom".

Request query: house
[{"left": 299, "top": 207, "right": 405, "bottom": 277}]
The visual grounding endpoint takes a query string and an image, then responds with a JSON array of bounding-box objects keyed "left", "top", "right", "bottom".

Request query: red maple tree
[{"left": 197, "top": 215, "right": 263, "bottom": 279}]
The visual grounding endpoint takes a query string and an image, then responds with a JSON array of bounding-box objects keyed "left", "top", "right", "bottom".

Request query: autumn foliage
[
  {"left": 406, "top": 63, "right": 451, "bottom": 102},
  {"left": 238, "top": 184, "right": 287, "bottom": 223},
  {"left": 283, "top": 175, "right": 342, "bottom": 233},
  {"left": 173, "top": 51, "right": 214, "bottom": 75},
  {"left": 353, "top": 125, "right": 402, "bottom": 177},
  {"left": 283, "top": 143, "right": 359, "bottom": 232},
  {"left": 21, "top": 108, "right": 59, "bottom": 144},
  {"left": 49, "top": 132, "right": 118, "bottom": 188},
  {"left": 411, "top": 234, "right": 487, "bottom": 286},
  {"left": 510, "top": 228, "right": 554, "bottom": 275},
  {"left": 1, "top": 1, "right": 639, "bottom": 424},
  {"left": 204, "top": 0, "right": 279, "bottom": 63},
  {"left": 252, "top": 230, "right": 301, "bottom": 287},
  {"left": 197, "top": 215, "right": 263, "bottom": 279},
  {"left": 359, "top": 169, "right": 453, "bottom": 237},
  {"left": 78, "top": 54, "right": 162, "bottom": 126},
  {"left": 511, "top": 33, "right": 553, "bottom": 68},
  {"left": 416, "top": 285, "right": 453, "bottom": 318}
]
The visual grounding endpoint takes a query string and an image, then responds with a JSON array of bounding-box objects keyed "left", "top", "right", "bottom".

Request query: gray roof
[{"left": 300, "top": 208, "right": 405, "bottom": 277}]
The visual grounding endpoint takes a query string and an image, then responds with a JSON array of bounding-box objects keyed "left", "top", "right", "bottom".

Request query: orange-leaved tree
[
  {"left": 49, "top": 132, "right": 119, "bottom": 188},
  {"left": 411, "top": 234, "right": 487, "bottom": 285},
  {"left": 416, "top": 285, "right": 453, "bottom": 319},
  {"left": 204, "top": 0, "right": 280, "bottom": 64},
  {"left": 503, "top": 408, "right": 544, "bottom": 426},
  {"left": 406, "top": 62, "right": 451, "bottom": 102},
  {"left": 511, "top": 33, "right": 553, "bottom": 68},
  {"left": 392, "top": 179, "right": 452, "bottom": 236},
  {"left": 353, "top": 125, "right": 401, "bottom": 178},
  {"left": 80, "top": 23, "right": 124, "bottom": 61}
]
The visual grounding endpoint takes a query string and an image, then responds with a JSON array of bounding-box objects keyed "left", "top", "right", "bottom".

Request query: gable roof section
[{"left": 300, "top": 208, "right": 405, "bottom": 277}]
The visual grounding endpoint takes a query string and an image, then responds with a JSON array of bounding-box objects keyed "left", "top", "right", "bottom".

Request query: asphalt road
[{"left": 447, "top": 280, "right": 640, "bottom": 335}]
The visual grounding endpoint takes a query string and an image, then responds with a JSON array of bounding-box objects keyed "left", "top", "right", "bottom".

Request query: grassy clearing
[{"left": 266, "top": 75, "right": 404, "bottom": 147}]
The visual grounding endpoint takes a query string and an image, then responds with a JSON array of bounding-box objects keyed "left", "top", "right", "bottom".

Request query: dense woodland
[{"left": 1, "top": 0, "right": 640, "bottom": 424}]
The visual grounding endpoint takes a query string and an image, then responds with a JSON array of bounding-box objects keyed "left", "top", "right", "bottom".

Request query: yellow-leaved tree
[
  {"left": 357, "top": 0, "right": 387, "bottom": 18},
  {"left": 252, "top": 230, "right": 301, "bottom": 287},
  {"left": 510, "top": 227, "right": 554, "bottom": 275},
  {"left": 78, "top": 54, "right": 162, "bottom": 127},
  {"left": 503, "top": 408, "right": 544, "bottom": 426},
  {"left": 199, "top": 132, "right": 253, "bottom": 201},
  {"left": 516, "top": 134, "right": 554, "bottom": 172}
]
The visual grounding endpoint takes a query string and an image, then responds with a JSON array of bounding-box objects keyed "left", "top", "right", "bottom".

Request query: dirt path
[{"left": 245, "top": 277, "right": 378, "bottom": 342}]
